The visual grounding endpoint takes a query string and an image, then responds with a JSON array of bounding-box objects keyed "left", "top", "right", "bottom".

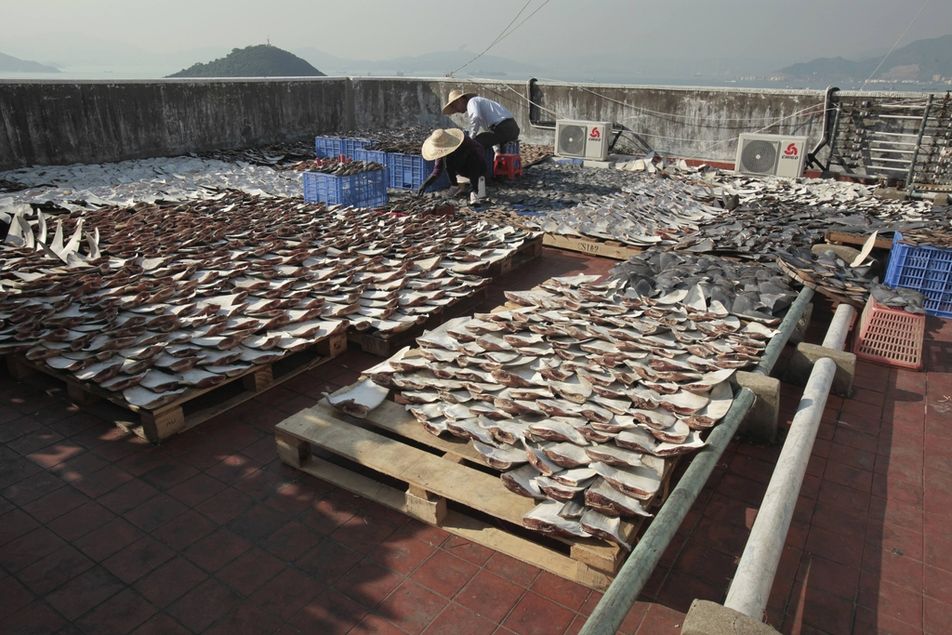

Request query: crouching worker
[
  {"left": 418, "top": 128, "right": 487, "bottom": 203},
  {"left": 442, "top": 89, "right": 519, "bottom": 155}
]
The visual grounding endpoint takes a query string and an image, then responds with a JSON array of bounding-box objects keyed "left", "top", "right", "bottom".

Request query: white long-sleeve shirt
[{"left": 465, "top": 96, "right": 514, "bottom": 137}]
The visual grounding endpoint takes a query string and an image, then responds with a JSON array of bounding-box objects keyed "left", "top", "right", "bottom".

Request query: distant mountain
[
  {"left": 168, "top": 44, "right": 324, "bottom": 78},
  {"left": 0, "top": 51, "right": 59, "bottom": 73},
  {"left": 779, "top": 34, "right": 952, "bottom": 83},
  {"left": 295, "top": 47, "right": 541, "bottom": 78}
]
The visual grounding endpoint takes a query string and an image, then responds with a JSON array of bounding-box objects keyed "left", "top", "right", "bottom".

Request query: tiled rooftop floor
[{"left": 1, "top": 248, "right": 950, "bottom": 634}]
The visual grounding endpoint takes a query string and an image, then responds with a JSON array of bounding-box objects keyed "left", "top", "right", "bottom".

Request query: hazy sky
[{"left": 4, "top": 0, "right": 951, "bottom": 76}]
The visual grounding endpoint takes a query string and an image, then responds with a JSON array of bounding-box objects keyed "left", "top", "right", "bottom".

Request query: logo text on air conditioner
[
  {"left": 782, "top": 143, "right": 799, "bottom": 159},
  {"left": 589, "top": 127, "right": 601, "bottom": 140}
]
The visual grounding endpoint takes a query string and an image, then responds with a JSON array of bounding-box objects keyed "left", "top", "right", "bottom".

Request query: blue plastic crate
[
  {"left": 386, "top": 152, "right": 450, "bottom": 191},
  {"left": 353, "top": 148, "right": 388, "bottom": 166},
  {"left": 341, "top": 137, "right": 370, "bottom": 158},
  {"left": 302, "top": 168, "right": 388, "bottom": 208},
  {"left": 355, "top": 150, "right": 448, "bottom": 192},
  {"left": 884, "top": 231, "right": 952, "bottom": 318},
  {"left": 314, "top": 136, "right": 342, "bottom": 158},
  {"left": 502, "top": 140, "right": 520, "bottom": 155}
]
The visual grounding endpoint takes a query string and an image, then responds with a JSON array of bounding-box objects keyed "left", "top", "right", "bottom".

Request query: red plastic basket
[{"left": 852, "top": 296, "right": 925, "bottom": 370}]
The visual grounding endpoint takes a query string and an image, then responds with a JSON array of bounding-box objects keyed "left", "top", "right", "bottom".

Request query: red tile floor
[{"left": 1, "top": 248, "right": 950, "bottom": 634}]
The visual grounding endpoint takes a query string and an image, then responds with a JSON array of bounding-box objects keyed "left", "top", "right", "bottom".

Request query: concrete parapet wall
[
  {"left": 0, "top": 76, "right": 932, "bottom": 170},
  {"left": 0, "top": 78, "right": 349, "bottom": 169}
]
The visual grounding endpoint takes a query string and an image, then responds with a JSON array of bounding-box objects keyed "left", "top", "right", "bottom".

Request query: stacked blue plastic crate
[
  {"left": 314, "top": 136, "right": 371, "bottom": 159},
  {"left": 353, "top": 149, "right": 450, "bottom": 192},
  {"left": 885, "top": 232, "right": 952, "bottom": 318},
  {"left": 302, "top": 167, "right": 388, "bottom": 208}
]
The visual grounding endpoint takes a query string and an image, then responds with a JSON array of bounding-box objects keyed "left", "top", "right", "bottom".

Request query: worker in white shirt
[{"left": 441, "top": 89, "right": 520, "bottom": 156}]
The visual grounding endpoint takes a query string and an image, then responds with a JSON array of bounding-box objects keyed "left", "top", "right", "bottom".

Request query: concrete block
[
  {"left": 682, "top": 600, "right": 780, "bottom": 635},
  {"left": 734, "top": 371, "right": 780, "bottom": 443},
  {"left": 582, "top": 159, "right": 615, "bottom": 169},
  {"left": 785, "top": 342, "right": 855, "bottom": 397}
]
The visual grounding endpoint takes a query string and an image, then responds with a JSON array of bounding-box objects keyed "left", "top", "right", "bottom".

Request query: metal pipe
[
  {"left": 807, "top": 86, "right": 838, "bottom": 173},
  {"left": 870, "top": 131, "right": 919, "bottom": 137},
  {"left": 723, "top": 357, "right": 837, "bottom": 618},
  {"left": 869, "top": 157, "right": 914, "bottom": 164},
  {"left": 526, "top": 78, "right": 556, "bottom": 131},
  {"left": 877, "top": 114, "right": 927, "bottom": 120},
  {"left": 579, "top": 388, "right": 756, "bottom": 635},
  {"left": 869, "top": 148, "right": 916, "bottom": 154},
  {"left": 578, "top": 287, "right": 813, "bottom": 635},
  {"left": 754, "top": 286, "right": 815, "bottom": 376},
  {"left": 821, "top": 303, "right": 857, "bottom": 351},
  {"left": 906, "top": 93, "right": 934, "bottom": 186}
]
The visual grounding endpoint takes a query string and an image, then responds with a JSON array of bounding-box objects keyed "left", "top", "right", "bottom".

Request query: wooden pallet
[
  {"left": 348, "top": 289, "right": 489, "bottom": 358},
  {"left": 542, "top": 233, "right": 642, "bottom": 261},
  {"left": 6, "top": 329, "right": 347, "bottom": 442},
  {"left": 824, "top": 230, "right": 893, "bottom": 250},
  {"left": 276, "top": 396, "right": 673, "bottom": 591},
  {"left": 482, "top": 234, "right": 543, "bottom": 277},
  {"left": 348, "top": 236, "right": 541, "bottom": 357}
]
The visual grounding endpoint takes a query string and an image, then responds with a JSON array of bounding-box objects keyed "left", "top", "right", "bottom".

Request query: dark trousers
[{"left": 474, "top": 118, "right": 520, "bottom": 151}]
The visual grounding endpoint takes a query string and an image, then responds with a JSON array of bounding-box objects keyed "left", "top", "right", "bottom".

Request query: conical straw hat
[
  {"left": 442, "top": 89, "right": 475, "bottom": 114},
  {"left": 421, "top": 128, "right": 465, "bottom": 160}
]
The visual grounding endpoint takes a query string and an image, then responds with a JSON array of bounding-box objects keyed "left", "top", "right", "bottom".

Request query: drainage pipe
[
  {"left": 821, "top": 303, "right": 857, "bottom": 351},
  {"left": 754, "top": 286, "right": 816, "bottom": 376},
  {"left": 722, "top": 301, "right": 854, "bottom": 619},
  {"left": 526, "top": 78, "right": 556, "bottom": 130},
  {"left": 723, "top": 357, "right": 836, "bottom": 618},
  {"left": 578, "top": 285, "right": 815, "bottom": 635},
  {"left": 578, "top": 387, "right": 756, "bottom": 635}
]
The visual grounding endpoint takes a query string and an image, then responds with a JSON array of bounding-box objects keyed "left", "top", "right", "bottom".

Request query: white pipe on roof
[{"left": 724, "top": 301, "right": 854, "bottom": 620}]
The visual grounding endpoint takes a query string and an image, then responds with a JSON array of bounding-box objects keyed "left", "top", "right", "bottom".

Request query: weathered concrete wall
[
  {"left": 349, "top": 78, "right": 829, "bottom": 161},
  {"left": 523, "top": 81, "right": 827, "bottom": 158},
  {"left": 0, "top": 78, "right": 349, "bottom": 169},
  {"left": 0, "top": 76, "right": 933, "bottom": 171}
]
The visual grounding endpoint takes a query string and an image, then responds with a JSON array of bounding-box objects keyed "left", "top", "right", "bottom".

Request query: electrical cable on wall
[
  {"left": 455, "top": 73, "right": 830, "bottom": 160},
  {"left": 533, "top": 75, "right": 827, "bottom": 126}
]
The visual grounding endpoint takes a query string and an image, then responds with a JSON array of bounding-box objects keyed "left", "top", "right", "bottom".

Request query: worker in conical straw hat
[
  {"left": 442, "top": 88, "right": 520, "bottom": 156},
  {"left": 418, "top": 128, "right": 488, "bottom": 202}
]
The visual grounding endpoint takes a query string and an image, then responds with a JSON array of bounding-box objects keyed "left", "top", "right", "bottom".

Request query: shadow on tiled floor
[{"left": 2, "top": 253, "right": 950, "bottom": 634}]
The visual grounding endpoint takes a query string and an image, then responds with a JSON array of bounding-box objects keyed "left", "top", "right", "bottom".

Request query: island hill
[
  {"left": 0, "top": 51, "right": 59, "bottom": 73},
  {"left": 168, "top": 44, "right": 324, "bottom": 78},
  {"left": 777, "top": 33, "right": 952, "bottom": 84}
]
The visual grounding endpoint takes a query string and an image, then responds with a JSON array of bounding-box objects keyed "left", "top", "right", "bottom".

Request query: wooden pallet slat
[
  {"left": 6, "top": 328, "right": 347, "bottom": 442},
  {"left": 482, "top": 234, "right": 544, "bottom": 277},
  {"left": 542, "top": 233, "right": 643, "bottom": 260},
  {"left": 824, "top": 229, "right": 893, "bottom": 250},
  {"left": 275, "top": 433, "right": 612, "bottom": 588},
  {"left": 348, "top": 289, "right": 488, "bottom": 357},
  {"left": 275, "top": 393, "right": 666, "bottom": 590},
  {"left": 349, "top": 235, "right": 542, "bottom": 357}
]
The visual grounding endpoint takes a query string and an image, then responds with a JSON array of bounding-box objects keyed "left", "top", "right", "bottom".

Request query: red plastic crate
[{"left": 852, "top": 296, "right": 925, "bottom": 370}]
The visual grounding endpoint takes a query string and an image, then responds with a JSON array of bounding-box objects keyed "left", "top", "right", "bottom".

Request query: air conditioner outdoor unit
[
  {"left": 735, "top": 133, "right": 808, "bottom": 178},
  {"left": 555, "top": 120, "right": 612, "bottom": 160}
]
